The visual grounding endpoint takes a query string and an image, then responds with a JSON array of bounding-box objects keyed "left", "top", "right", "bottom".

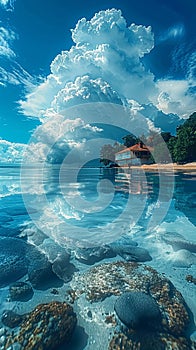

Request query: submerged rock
[
  {"left": 74, "top": 245, "right": 116, "bottom": 265},
  {"left": 0, "top": 237, "right": 65, "bottom": 289},
  {"left": 2, "top": 310, "right": 23, "bottom": 328},
  {"left": 27, "top": 248, "right": 61, "bottom": 289},
  {"left": 9, "top": 282, "right": 33, "bottom": 302},
  {"left": 52, "top": 258, "right": 78, "bottom": 282},
  {"left": 5, "top": 301, "right": 77, "bottom": 350},
  {"left": 111, "top": 245, "right": 152, "bottom": 262},
  {"left": 162, "top": 232, "right": 196, "bottom": 253},
  {"left": 168, "top": 249, "right": 196, "bottom": 267},
  {"left": 110, "top": 235, "right": 138, "bottom": 248},
  {"left": 39, "top": 238, "right": 71, "bottom": 263},
  {"left": 114, "top": 291, "right": 161, "bottom": 329},
  {"left": 71, "top": 261, "right": 191, "bottom": 337},
  {"left": 26, "top": 228, "right": 47, "bottom": 246},
  {"left": 35, "top": 238, "right": 77, "bottom": 282},
  {"left": 0, "top": 238, "right": 28, "bottom": 287},
  {"left": 109, "top": 236, "right": 153, "bottom": 262}
]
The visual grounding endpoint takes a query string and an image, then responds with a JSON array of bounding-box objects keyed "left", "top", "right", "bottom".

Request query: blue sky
[{"left": 0, "top": 0, "right": 195, "bottom": 143}]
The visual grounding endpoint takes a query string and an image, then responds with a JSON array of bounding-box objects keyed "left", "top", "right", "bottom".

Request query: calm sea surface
[
  {"left": 0, "top": 165, "right": 196, "bottom": 348},
  {"left": 0, "top": 165, "right": 195, "bottom": 233}
]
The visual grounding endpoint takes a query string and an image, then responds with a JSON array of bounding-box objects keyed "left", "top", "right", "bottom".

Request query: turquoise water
[
  {"left": 0, "top": 165, "right": 196, "bottom": 348},
  {"left": 1, "top": 165, "right": 195, "bottom": 233}
]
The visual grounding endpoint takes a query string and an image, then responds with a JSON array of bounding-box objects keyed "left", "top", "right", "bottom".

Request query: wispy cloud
[
  {"left": 0, "top": 24, "right": 39, "bottom": 91},
  {"left": 0, "top": 26, "right": 16, "bottom": 58},
  {"left": 171, "top": 43, "right": 196, "bottom": 81},
  {"left": 158, "top": 23, "right": 185, "bottom": 43},
  {"left": 0, "top": 63, "right": 39, "bottom": 89},
  {"left": 0, "top": 0, "right": 16, "bottom": 11}
]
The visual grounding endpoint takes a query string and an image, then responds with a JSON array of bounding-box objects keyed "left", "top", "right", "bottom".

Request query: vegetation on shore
[{"left": 100, "top": 112, "right": 196, "bottom": 166}]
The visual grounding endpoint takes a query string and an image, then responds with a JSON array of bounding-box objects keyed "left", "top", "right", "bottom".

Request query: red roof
[{"left": 116, "top": 143, "right": 153, "bottom": 154}]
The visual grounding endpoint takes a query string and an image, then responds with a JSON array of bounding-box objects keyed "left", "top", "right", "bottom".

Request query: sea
[{"left": 0, "top": 164, "right": 196, "bottom": 349}]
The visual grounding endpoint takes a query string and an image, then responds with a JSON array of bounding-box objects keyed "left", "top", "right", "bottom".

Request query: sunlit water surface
[{"left": 0, "top": 165, "right": 196, "bottom": 347}]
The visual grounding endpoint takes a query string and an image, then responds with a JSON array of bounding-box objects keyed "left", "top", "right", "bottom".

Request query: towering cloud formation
[
  {"left": 20, "top": 10, "right": 154, "bottom": 117},
  {"left": 20, "top": 8, "right": 191, "bottom": 135}
]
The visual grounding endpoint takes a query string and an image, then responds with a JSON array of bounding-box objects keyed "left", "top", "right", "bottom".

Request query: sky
[{"left": 0, "top": 0, "right": 195, "bottom": 150}]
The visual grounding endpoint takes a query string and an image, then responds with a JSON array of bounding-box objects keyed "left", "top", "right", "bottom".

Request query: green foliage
[
  {"left": 122, "top": 134, "right": 139, "bottom": 147},
  {"left": 174, "top": 129, "right": 196, "bottom": 163},
  {"left": 167, "top": 136, "right": 177, "bottom": 161},
  {"left": 150, "top": 113, "right": 196, "bottom": 164},
  {"left": 161, "top": 132, "right": 173, "bottom": 143},
  {"left": 171, "top": 112, "right": 196, "bottom": 163}
]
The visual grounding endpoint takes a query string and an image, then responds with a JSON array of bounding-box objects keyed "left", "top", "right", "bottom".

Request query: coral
[
  {"left": 4, "top": 301, "right": 77, "bottom": 350},
  {"left": 109, "top": 333, "right": 137, "bottom": 350},
  {"left": 71, "top": 261, "right": 191, "bottom": 338},
  {"left": 108, "top": 332, "right": 193, "bottom": 350}
]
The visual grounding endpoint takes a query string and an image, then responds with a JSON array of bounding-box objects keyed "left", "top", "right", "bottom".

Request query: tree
[
  {"left": 161, "top": 132, "right": 173, "bottom": 143},
  {"left": 150, "top": 113, "right": 196, "bottom": 164},
  {"left": 173, "top": 127, "right": 196, "bottom": 163},
  {"left": 172, "top": 112, "right": 196, "bottom": 163},
  {"left": 122, "top": 134, "right": 139, "bottom": 147},
  {"left": 167, "top": 136, "right": 177, "bottom": 161}
]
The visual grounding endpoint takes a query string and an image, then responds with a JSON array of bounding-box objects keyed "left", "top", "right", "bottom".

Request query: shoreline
[{"left": 120, "top": 162, "right": 196, "bottom": 172}]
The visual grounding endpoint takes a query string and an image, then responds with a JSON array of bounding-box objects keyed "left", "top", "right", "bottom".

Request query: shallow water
[{"left": 0, "top": 165, "right": 196, "bottom": 348}]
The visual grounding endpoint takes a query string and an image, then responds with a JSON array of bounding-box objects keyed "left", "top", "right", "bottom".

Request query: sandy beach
[{"left": 131, "top": 162, "right": 196, "bottom": 172}]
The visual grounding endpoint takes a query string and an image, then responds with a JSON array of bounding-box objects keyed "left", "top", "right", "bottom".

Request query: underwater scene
[{"left": 0, "top": 164, "right": 195, "bottom": 350}]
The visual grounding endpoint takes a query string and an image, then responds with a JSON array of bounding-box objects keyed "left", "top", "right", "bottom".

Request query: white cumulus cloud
[
  {"left": 156, "top": 79, "right": 196, "bottom": 118},
  {"left": 51, "top": 75, "right": 123, "bottom": 112},
  {"left": 16, "top": 7, "right": 195, "bottom": 159},
  {"left": 20, "top": 8, "right": 157, "bottom": 120},
  {"left": 0, "top": 139, "right": 26, "bottom": 163}
]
